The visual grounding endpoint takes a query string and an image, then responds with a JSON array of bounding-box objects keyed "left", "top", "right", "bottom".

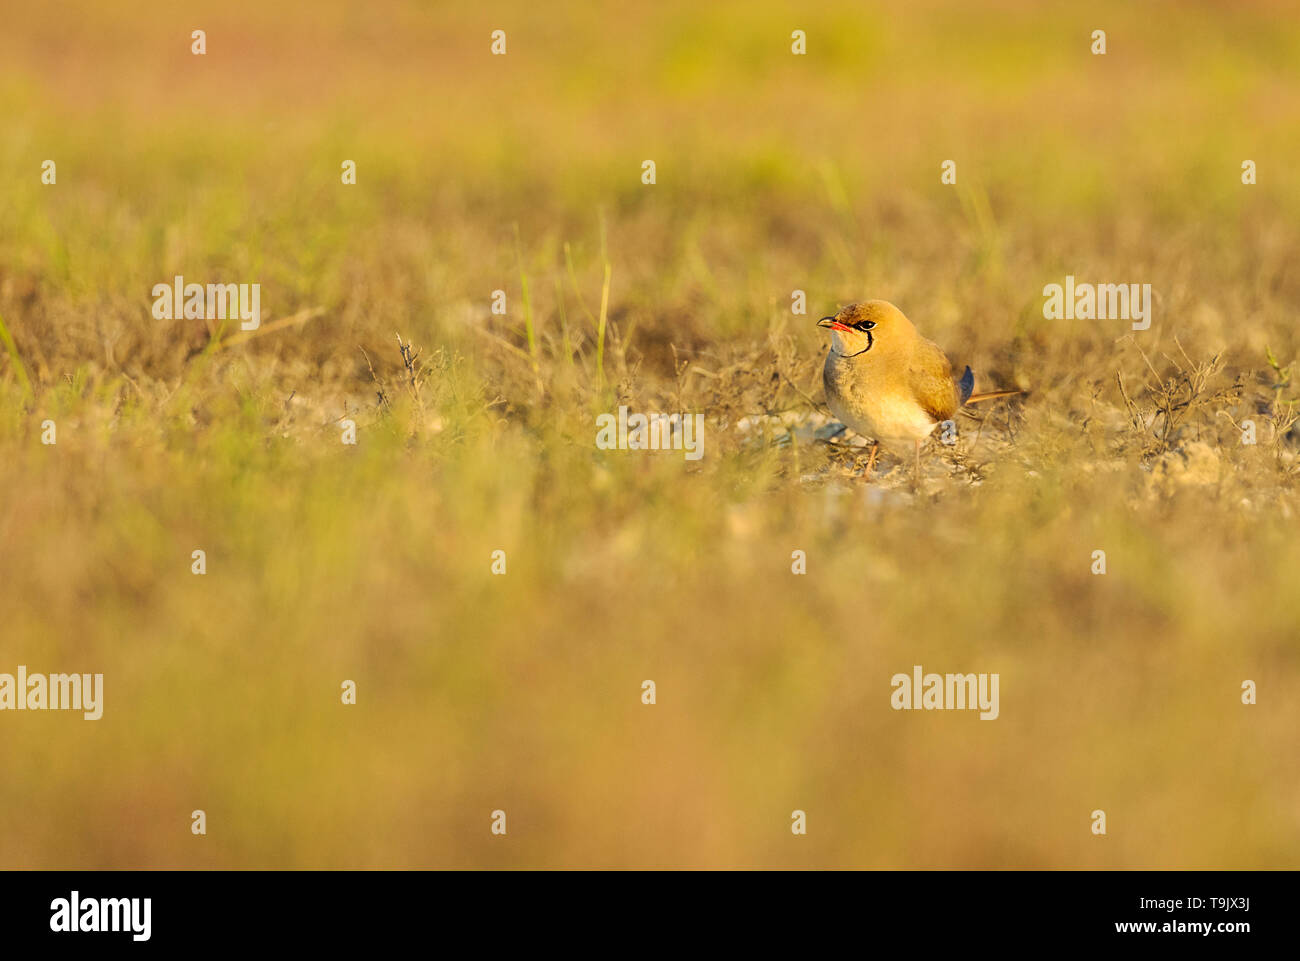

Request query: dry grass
[{"left": 1, "top": 0, "right": 1299, "bottom": 869}]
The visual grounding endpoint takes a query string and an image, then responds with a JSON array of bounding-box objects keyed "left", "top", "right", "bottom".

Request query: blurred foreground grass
[{"left": 0, "top": 0, "right": 1298, "bottom": 867}]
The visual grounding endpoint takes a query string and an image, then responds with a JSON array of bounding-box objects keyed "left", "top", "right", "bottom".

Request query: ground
[{"left": 1, "top": 0, "right": 1298, "bottom": 868}]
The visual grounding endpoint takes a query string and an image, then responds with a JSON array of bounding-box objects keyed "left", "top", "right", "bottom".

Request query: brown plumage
[{"left": 817, "top": 300, "right": 1022, "bottom": 475}]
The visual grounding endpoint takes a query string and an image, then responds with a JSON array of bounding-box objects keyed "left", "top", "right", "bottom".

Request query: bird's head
[{"left": 817, "top": 300, "right": 912, "bottom": 357}]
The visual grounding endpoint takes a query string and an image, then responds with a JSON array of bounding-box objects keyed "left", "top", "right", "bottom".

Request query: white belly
[{"left": 827, "top": 385, "right": 939, "bottom": 454}]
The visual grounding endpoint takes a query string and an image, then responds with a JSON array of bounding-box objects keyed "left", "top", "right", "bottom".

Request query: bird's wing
[
  {"left": 966, "top": 388, "right": 1024, "bottom": 403},
  {"left": 907, "top": 339, "right": 960, "bottom": 423}
]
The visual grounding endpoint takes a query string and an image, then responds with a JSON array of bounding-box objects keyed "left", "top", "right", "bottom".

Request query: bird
[{"left": 817, "top": 300, "right": 1022, "bottom": 478}]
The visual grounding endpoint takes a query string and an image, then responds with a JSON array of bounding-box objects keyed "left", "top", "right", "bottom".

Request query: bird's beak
[{"left": 818, "top": 316, "right": 850, "bottom": 332}]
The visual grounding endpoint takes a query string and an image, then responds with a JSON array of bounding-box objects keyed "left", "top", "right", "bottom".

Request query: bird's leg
[
  {"left": 864, "top": 441, "right": 879, "bottom": 477},
  {"left": 913, "top": 439, "right": 921, "bottom": 488}
]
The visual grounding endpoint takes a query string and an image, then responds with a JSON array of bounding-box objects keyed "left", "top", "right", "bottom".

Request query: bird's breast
[{"left": 823, "top": 352, "right": 940, "bottom": 452}]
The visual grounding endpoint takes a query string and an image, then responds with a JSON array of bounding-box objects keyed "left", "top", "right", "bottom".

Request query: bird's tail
[
  {"left": 957, "top": 366, "right": 1024, "bottom": 405},
  {"left": 957, "top": 365, "right": 975, "bottom": 403}
]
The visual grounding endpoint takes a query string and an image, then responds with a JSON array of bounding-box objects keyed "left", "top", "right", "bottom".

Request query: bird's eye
[{"left": 857, "top": 320, "right": 876, "bottom": 330}]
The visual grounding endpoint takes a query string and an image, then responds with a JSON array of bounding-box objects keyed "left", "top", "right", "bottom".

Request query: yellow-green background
[{"left": 1, "top": 0, "right": 1297, "bottom": 867}]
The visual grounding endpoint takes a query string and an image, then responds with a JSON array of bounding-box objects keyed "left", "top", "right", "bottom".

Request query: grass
[
  {"left": 1, "top": 0, "right": 1298, "bottom": 869},
  {"left": 0, "top": 310, "right": 33, "bottom": 402}
]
